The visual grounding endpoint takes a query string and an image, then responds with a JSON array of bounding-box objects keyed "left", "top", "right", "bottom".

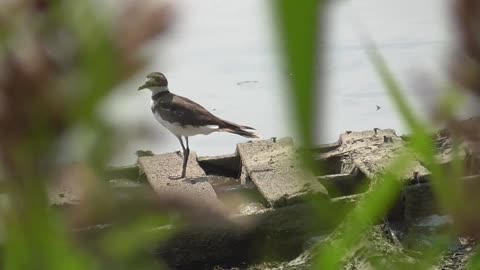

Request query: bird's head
[{"left": 138, "top": 72, "right": 168, "bottom": 91}]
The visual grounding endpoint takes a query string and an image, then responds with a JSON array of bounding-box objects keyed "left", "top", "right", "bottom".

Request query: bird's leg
[
  {"left": 177, "top": 136, "right": 186, "bottom": 153},
  {"left": 169, "top": 136, "right": 187, "bottom": 180},
  {"left": 181, "top": 137, "right": 190, "bottom": 178}
]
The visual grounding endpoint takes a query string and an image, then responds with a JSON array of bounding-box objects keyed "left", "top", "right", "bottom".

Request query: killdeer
[{"left": 138, "top": 72, "right": 259, "bottom": 179}]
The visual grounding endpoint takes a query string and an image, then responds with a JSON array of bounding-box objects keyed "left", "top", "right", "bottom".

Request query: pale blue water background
[{"left": 102, "top": 0, "right": 474, "bottom": 165}]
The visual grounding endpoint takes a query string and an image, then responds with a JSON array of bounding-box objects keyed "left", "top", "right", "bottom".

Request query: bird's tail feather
[
  {"left": 219, "top": 120, "right": 260, "bottom": 139},
  {"left": 220, "top": 127, "right": 260, "bottom": 138}
]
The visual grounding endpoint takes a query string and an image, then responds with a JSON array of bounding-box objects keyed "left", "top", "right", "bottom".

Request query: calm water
[{"left": 103, "top": 0, "right": 467, "bottom": 165}]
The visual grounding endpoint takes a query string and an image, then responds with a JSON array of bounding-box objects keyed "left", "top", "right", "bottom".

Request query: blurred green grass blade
[
  {"left": 366, "top": 46, "right": 458, "bottom": 213},
  {"left": 367, "top": 47, "right": 426, "bottom": 134},
  {"left": 367, "top": 47, "right": 470, "bottom": 270},
  {"left": 273, "top": 0, "right": 324, "bottom": 150},
  {"left": 467, "top": 247, "right": 480, "bottom": 269},
  {"left": 56, "top": 0, "right": 120, "bottom": 122},
  {"left": 314, "top": 153, "right": 412, "bottom": 269},
  {"left": 5, "top": 189, "right": 95, "bottom": 270},
  {"left": 367, "top": 46, "right": 436, "bottom": 162}
]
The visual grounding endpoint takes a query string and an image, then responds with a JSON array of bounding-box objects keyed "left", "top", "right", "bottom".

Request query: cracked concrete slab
[
  {"left": 138, "top": 152, "right": 222, "bottom": 209},
  {"left": 237, "top": 138, "right": 328, "bottom": 207}
]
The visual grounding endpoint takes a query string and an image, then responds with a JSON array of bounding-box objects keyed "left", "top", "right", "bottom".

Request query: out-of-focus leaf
[
  {"left": 5, "top": 185, "right": 95, "bottom": 270},
  {"left": 367, "top": 47, "right": 461, "bottom": 215},
  {"left": 54, "top": 0, "right": 119, "bottom": 123},
  {"left": 273, "top": 0, "right": 324, "bottom": 170},
  {"left": 467, "top": 247, "right": 480, "bottom": 270},
  {"left": 367, "top": 46, "right": 474, "bottom": 269}
]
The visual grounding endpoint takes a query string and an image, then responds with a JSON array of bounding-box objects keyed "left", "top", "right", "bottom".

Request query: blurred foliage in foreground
[
  {"left": 1, "top": 0, "right": 480, "bottom": 269},
  {"left": 274, "top": 0, "right": 480, "bottom": 269},
  {"left": 0, "top": 1, "right": 174, "bottom": 269}
]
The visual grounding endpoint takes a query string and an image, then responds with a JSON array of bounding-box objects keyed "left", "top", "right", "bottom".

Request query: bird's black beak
[{"left": 138, "top": 83, "right": 148, "bottom": 91}]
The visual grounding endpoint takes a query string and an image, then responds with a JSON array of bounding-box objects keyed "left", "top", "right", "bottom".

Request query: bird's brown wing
[{"left": 153, "top": 93, "right": 224, "bottom": 127}]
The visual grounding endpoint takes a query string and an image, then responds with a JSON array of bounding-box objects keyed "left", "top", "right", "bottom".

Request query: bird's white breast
[{"left": 152, "top": 110, "right": 218, "bottom": 137}]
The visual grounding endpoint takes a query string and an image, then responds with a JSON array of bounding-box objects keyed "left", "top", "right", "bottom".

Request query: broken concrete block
[
  {"left": 237, "top": 138, "right": 328, "bottom": 207},
  {"left": 319, "top": 129, "right": 430, "bottom": 182},
  {"left": 138, "top": 152, "right": 222, "bottom": 209}
]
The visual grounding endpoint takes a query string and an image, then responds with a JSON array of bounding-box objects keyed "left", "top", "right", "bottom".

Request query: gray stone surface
[
  {"left": 320, "top": 129, "right": 430, "bottom": 182},
  {"left": 237, "top": 138, "right": 328, "bottom": 207},
  {"left": 138, "top": 152, "right": 221, "bottom": 208},
  {"left": 326, "top": 129, "right": 401, "bottom": 156}
]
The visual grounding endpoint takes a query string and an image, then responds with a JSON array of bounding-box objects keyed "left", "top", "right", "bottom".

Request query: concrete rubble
[
  {"left": 237, "top": 137, "right": 328, "bottom": 207},
  {"left": 138, "top": 152, "right": 223, "bottom": 210},
  {"left": 48, "top": 120, "right": 480, "bottom": 270}
]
